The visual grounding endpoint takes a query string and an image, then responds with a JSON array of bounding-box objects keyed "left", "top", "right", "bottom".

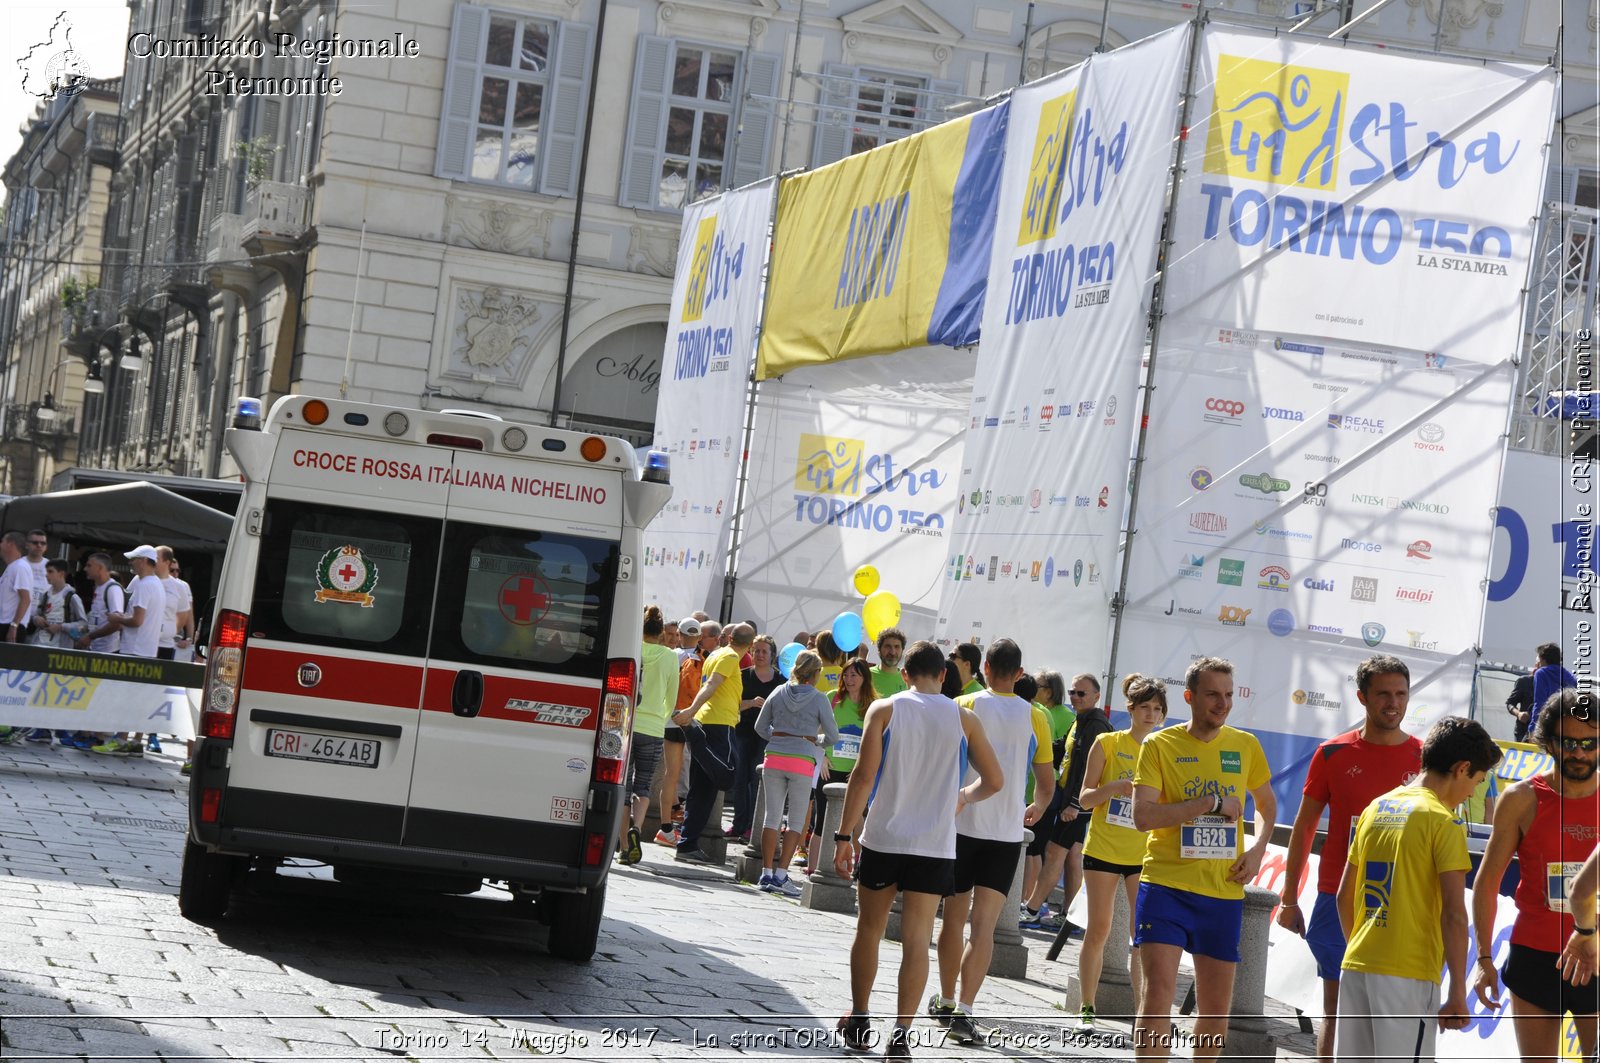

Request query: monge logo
[
  {"left": 1018, "top": 90, "right": 1078, "bottom": 245},
  {"left": 1204, "top": 56, "right": 1348, "bottom": 191}
]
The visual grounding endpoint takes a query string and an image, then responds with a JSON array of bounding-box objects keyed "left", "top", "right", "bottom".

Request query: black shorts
[
  {"left": 1027, "top": 792, "right": 1064, "bottom": 856},
  {"left": 663, "top": 725, "right": 687, "bottom": 744},
  {"left": 1049, "top": 809, "right": 1089, "bottom": 850},
  {"left": 951, "top": 834, "right": 1022, "bottom": 896},
  {"left": 857, "top": 845, "right": 956, "bottom": 896},
  {"left": 1082, "top": 852, "right": 1142, "bottom": 878},
  {"left": 1502, "top": 941, "right": 1600, "bottom": 1016}
]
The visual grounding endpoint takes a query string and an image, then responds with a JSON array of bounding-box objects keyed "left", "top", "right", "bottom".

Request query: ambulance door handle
[{"left": 451, "top": 670, "right": 484, "bottom": 718}]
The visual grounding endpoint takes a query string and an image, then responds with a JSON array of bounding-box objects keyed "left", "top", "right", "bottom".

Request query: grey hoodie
[{"left": 754, "top": 682, "right": 840, "bottom": 760}]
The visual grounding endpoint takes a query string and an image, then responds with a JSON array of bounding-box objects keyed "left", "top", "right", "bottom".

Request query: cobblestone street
[{"left": 0, "top": 743, "right": 1314, "bottom": 1061}]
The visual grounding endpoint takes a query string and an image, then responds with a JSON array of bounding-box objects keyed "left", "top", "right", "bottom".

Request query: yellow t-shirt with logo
[
  {"left": 1133, "top": 724, "right": 1271, "bottom": 900},
  {"left": 695, "top": 647, "right": 743, "bottom": 726},
  {"left": 817, "top": 666, "right": 842, "bottom": 696},
  {"left": 1084, "top": 730, "right": 1147, "bottom": 867},
  {"left": 1341, "top": 785, "right": 1471, "bottom": 984}
]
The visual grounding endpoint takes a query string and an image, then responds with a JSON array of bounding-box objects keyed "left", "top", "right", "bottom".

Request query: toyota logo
[
  {"left": 1418, "top": 422, "right": 1445, "bottom": 443},
  {"left": 1205, "top": 398, "right": 1245, "bottom": 417}
]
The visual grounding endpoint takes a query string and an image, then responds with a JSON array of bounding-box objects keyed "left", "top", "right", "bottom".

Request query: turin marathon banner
[
  {"left": 755, "top": 102, "right": 1009, "bottom": 378},
  {"left": 642, "top": 177, "right": 775, "bottom": 617},
  {"left": 935, "top": 25, "right": 1190, "bottom": 662}
]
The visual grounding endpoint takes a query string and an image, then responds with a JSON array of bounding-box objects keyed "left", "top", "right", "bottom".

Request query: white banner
[
  {"left": 1164, "top": 27, "right": 1558, "bottom": 361},
  {"left": 732, "top": 346, "right": 971, "bottom": 641},
  {"left": 934, "top": 25, "right": 1191, "bottom": 660},
  {"left": 642, "top": 178, "right": 777, "bottom": 617},
  {"left": 1484, "top": 448, "right": 1598, "bottom": 666},
  {"left": 0, "top": 645, "right": 200, "bottom": 739}
]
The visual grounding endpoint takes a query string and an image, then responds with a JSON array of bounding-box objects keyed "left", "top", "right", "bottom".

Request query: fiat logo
[{"left": 296, "top": 663, "right": 322, "bottom": 688}]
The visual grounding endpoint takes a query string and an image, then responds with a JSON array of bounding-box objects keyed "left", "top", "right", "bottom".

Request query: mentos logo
[{"left": 1204, "top": 56, "right": 1348, "bottom": 191}]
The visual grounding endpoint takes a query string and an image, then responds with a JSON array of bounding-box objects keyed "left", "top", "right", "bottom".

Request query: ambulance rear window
[
  {"left": 250, "top": 500, "right": 438, "bottom": 657},
  {"left": 431, "top": 522, "right": 618, "bottom": 679}
]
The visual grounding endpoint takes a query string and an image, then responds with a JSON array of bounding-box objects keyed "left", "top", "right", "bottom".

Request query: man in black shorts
[
  {"left": 833, "top": 641, "right": 1003, "bottom": 1059},
  {"left": 1022, "top": 672, "right": 1108, "bottom": 930}
]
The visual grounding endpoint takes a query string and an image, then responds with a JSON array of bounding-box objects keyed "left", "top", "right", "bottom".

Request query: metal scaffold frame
[{"left": 1513, "top": 201, "right": 1599, "bottom": 455}]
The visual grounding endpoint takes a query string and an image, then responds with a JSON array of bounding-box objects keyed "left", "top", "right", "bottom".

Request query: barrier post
[
  {"left": 735, "top": 766, "right": 766, "bottom": 882},
  {"left": 987, "top": 828, "right": 1032, "bottom": 978},
  {"left": 801, "top": 781, "right": 856, "bottom": 913},
  {"left": 1222, "top": 885, "right": 1278, "bottom": 1060}
]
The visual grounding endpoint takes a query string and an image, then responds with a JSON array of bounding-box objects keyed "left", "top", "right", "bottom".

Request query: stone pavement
[{"left": 0, "top": 742, "right": 1316, "bottom": 1062}]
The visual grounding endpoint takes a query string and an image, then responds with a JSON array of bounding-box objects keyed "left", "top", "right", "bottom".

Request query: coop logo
[
  {"left": 1205, "top": 55, "right": 1348, "bottom": 191},
  {"left": 1204, "top": 397, "right": 1246, "bottom": 425},
  {"left": 1328, "top": 414, "right": 1386, "bottom": 434},
  {"left": 1406, "top": 539, "right": 1433, "bottom": 560},
  {"left": 1218, "top": 605, "right": 1251, "bottom": 626},
  {"left": 1191, "top": 512, "right": 1228, "bottom": 534},
  {"left": 1351, "top": 576, "right": 1380, "bottom": 602},
  {"left": 1238, "top": 471, "right": 1291, "bottom": 495},
  {"left": 1261, "top": 406, "right": 1305, "bottom": 422},
  {"left": 1396, "top": 586, "right": 1434, "bottom": 603},
  {"left": 1415, "top": 423, "right": 1447, "bottom": 451},
  {"left": 1258, "top": 565, "right": 1291, "bottom": 592},
  {"left": 1039, "top": 405, "right": 1055, "bottom": 428}
]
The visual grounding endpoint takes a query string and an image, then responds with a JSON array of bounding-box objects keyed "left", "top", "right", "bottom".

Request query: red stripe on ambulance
[
  {"left": 421, "top": 669, "right": 601, "bottom": 727},
  {"left": 244, "top": 646, "right": 425, "bottom": 708}
]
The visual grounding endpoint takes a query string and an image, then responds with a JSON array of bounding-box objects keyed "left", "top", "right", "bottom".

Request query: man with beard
[
  {"left": 870, "top": 628, "right": 908, "bottom": 699},
  {"left": 1471, "top": 687, "right": 1600, "bottom": 1060},
  {"left": 1276, "top": 655, "right": 1423, "bottom": 1062}
]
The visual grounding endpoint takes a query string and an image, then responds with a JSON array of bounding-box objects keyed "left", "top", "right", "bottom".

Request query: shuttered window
[
  {"left": 811, "top": 66, "right": 963, "bottom": 169},
  {"left": 618, "top": 36, "right": 781, "bottom": 212},
  {"left": 434, "top": 3, "right": 593, "bottom": 197}
]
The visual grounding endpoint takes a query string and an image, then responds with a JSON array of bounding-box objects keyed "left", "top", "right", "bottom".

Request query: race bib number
[
  {"left": 832, "top": 734, "right": 861, "bottom": 763},
  {"left": 1180, "top": 815, "right": 1237, "bottom": 860},
  {"left": 1105, "top": 797, "right": 1135, "bottom": 829},
  {"left": 1549, "top": 861, "right": 1581, "bottom": 913}
]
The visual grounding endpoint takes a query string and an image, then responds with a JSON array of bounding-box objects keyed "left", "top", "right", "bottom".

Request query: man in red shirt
[
  {"left": 1276, "top": 655, "right": 1423, "bottom": 1062},
  {"left": 1471, "top": 687, "right": 1600, "bottom": 1059}
]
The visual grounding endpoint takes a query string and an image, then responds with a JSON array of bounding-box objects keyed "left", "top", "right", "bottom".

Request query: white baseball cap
[
  {"left": 124, "top": 545, "right": 159, "bottom": 562},
  {"left": 678, "top": 618, "right": 702, "bottom": 636}
]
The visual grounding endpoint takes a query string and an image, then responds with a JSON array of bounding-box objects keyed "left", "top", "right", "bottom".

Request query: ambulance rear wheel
[
  {"left": 545, "top": 882, "right": 605, "bottom": 961},
  {"left": 179, "top": 839, "right": 236, "bottom": 923}
]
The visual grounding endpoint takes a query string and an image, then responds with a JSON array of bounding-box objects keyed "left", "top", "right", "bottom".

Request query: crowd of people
[
  {"left": 627, "top": 607, "right": 1600, "bottom": 1061},
  {"left": 0, "top": 536, "right": 196, "bottom": 770}
]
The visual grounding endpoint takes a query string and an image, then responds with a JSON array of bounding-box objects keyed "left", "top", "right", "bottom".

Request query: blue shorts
[
  {"left": 1306, "top": 890, "right": 1347, "bottom": 981},
  {"left": 1133, "top": 880, "right": 1244, "bottom": 963}
]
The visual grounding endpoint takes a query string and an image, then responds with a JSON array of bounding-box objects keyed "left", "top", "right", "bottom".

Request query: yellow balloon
[
  {"left": 853, "top": 565, "right": 881, "bottom": 597},
  {"left": 862, "top": 590, "right": 901, "bottom": 640}
]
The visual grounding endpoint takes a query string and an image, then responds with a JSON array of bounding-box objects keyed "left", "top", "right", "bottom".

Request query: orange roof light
[
  {"left": 302, "top": 399, "right": 330, "bottom": 425},
  {"left": 579, "top": 436, "right": 607, "bottom": 462}
]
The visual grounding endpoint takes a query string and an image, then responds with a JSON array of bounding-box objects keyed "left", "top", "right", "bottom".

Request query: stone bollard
[
  {"left": 802, "top": 782, "right": 856, "bottom": 913},
  {"left": 987, "top": 829, "right": 1033, "bottom": 978},
  {"left": 735, "top": 767, "right": 766, "bottom": 883},
  {"left": 1061, "top": 875, "right": 1137, "bottom": 1020},
  {"left": 698, "top": 789, "right": 730, "bottom": 864},
  {"left": 1222, "top": 886, "right": 1277, "bottom": 1060}
]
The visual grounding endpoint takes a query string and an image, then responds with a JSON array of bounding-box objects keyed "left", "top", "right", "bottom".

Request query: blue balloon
[
  {"left": 831, "top": 611, "right": 864, "bottom": 653},
  {"left": 777, "top": 642, "right": 804, "bottom": 678}
]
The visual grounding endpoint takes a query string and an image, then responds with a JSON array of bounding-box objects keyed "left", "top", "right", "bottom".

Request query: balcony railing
[
  {"left": 207, "top": 211, "right": 245, "bottom": 264},
  {"left": 3, "top": 402, "right": 80, "bottom": 449},
  {"left": 87, "top": 112, "right": 122, "bottom": 167},
  {"left": 59, "top": 287, "right": 117, "bottom": 345},
  {"left": 241, "top": 181, "right": 310, "bottom": 248}
]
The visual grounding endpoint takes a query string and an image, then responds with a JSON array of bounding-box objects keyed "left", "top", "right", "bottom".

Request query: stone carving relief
[
  {"left": 445, "top": 194, "right": 553, "bottom": 259},
  {"left": 626, "top": 225, "right": 680, "bottom": 277},
  {"left": 445, "top": 284, "right": 561, "bottom": 387},
  {"left": 1404, "top": 0, "right": 1505, "bottom": 45}
]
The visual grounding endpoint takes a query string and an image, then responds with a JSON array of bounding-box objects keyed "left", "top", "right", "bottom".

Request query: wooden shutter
[
  {"left": 539, "top": 20, "right": 595, "bottom": 197},
  {"left": 810, "top": 62, "right": 856, "bottom": 169},
  {"left": 617, "top": 36, "right": 674, "bottom": 209},
  {"left": 729, "top": 50, "right": 781, "bottom": 189},
  {"left": 435, "top": 3, "right": 488, "bottom": 180}
]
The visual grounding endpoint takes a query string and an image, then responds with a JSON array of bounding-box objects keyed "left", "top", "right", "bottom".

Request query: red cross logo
[
  {"left": 498, "top": 574, "right": 551, "bottom": 626},
  {"left": 338, "top": 563, "right": 359, "bottom": 582}
]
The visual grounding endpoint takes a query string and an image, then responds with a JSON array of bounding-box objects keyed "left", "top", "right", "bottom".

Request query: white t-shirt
[
  {"left": 0, "top": 557, "right": 32, "bottom": 630},
  {"left": 158, "top": 576, "right": 193, "bottom": 649},
  {"left": 954, "top": 690, "right": 1040, "bottom": 843},
  {"left": 25, "top": 557, "right": 46, "bottom": 626},
  {"left": 120, "top": 574, "right": 165, "bottom": 657},
  {"left": 89, "top": 579, "right": 124, "bottom": 653},
  {"left": 32, "top": 585, "right": 84, "bottom": 648},
  {"left": 857, "top": 690, "right": 966, "bottom": 859}
]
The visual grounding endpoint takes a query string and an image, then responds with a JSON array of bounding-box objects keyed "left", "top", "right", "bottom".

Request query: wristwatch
[
  {"left": 834, "top": 832, "right": 852, "bottom": 842},
  {"left": 1575, "top": 925, "right": 1597, "bottom": 936},
  {"left": 1210, "top": 793, "right": 1223, "bottom": 816}
]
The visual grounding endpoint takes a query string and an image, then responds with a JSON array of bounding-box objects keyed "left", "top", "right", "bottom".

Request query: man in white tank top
[
  {"left": 832, "top": 641, "right": 1004, "bottom": 1060},
  {"left": 931, "top": 638, "right": 1056, "bottom": 1044}
]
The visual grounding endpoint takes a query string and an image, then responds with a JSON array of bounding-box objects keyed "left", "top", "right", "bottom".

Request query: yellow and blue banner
[{"left": 755, "top": 101, "right": 1009, "bottom": 379}]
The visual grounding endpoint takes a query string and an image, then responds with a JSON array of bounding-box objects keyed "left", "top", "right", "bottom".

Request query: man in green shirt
[{"left": 871, "top": 628, "right": 909, "bottom": 699}]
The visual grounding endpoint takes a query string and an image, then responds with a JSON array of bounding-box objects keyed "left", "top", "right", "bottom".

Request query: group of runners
[{"left": 821, "top": 641, "right": 1600, "bottom": 1062}]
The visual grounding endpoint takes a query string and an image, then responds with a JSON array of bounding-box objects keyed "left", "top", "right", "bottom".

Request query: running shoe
[
  {"left": 653, "top": 827, "right": 678, "bottom": 846},
  {"left": 885, "top": 1026, "right": 911, "bottom": 1059},
  {"left": 179, "top": 761, "right": 193, "bottom": 776},
  {"left": 91, "top": 738, "right": 137, "bottom": 756},
  {"left": 947, "top": 1012, "right": 988, "bottom": 1047},
  {"left": 837, "top": 1013, "right": 875, "bottom": 1053},
  {"left": 623, "top": 826, "right": 643, "bottom": 865},
  {"left": 926, "top": 995, "right": 956, "bottom": 1027},
  {"left": 758, "top": 871, "right": 780, "bottom": 893},
  {"left": 1077, "top": 1004, "right": 1097, "bottom": 1030},
  {"left": 24, "top": 729, "right": 52, "bottom": 744},
  {"left": 0, "top": 728, "right": 24, "bottom": 746},
  {"left": 774, "top": 875, "right": 802, "bottom": 898},
  {"left": 146, "top": 735, "right": 162, "bottom": 753},
  {"left": 792, "top": 847, "right": 809, "bottom": 866},
  {"left": 674, "top": 848, "right": 715, "bottom": 865}
]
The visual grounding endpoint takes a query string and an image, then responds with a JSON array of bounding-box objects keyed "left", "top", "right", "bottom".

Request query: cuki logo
[{"left": 1406, "top": 539, "right": 1433, "bottom": 559}]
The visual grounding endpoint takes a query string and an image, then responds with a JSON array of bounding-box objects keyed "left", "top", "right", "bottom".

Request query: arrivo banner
[
  {"left": 936, "top": 25, "right": 1191, "bottom": 659},
  {"left": 1163, "top": 26, "right": 1558, "bottom": 360},
  {"left": 643, "top": 178, "right": 776, "bottom": 617}
]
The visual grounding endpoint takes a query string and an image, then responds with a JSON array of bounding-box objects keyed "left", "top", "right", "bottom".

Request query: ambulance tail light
[
  {"left": 594, "top": 658, "right": 634, "bottom": 785},
  {"left": 200, "top": 609, "right": 249, "bottom": 740},
  {"left": 426, "top": 432, "right": 484, "bottom": 450},
  {"left": 583, "top": 833, "right": 608, "bottom": 867}
]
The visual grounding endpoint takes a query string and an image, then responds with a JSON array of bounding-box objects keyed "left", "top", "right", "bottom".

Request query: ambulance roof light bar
[
  {"left": 233, "top": 397, "right": 263, "bottom": 431},
  {"left": 642, "top": 450, "right": 670, "bottom": 485}
]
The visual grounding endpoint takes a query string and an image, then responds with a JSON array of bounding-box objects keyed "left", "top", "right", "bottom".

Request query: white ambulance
[{"left": 181, "top": 396, "right": 670, "bottom": 961}]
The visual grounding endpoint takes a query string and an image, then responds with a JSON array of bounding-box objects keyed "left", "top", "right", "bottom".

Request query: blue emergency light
[
  {"left": 642, "top": 450, "right": 670, "bottom": 484},
  {"left": 233, "top": 396, "right": 263, "bottom": 430}
]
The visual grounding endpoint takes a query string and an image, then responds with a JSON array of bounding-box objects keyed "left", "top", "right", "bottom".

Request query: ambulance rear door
[
  {"left": 402, "top": 446, "right": 625, "bottom": 866},
  {"left": 225, "top": 431, "right": 444, "bottom": 846}
]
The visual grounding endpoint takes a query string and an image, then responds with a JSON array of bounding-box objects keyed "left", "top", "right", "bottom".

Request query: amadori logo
[
  {"left": 1204, "top": 397, "right": 1245, "bottom": 426},
  {"left": 1006, "top": 86, "right": 1128, "bottom": 325}
]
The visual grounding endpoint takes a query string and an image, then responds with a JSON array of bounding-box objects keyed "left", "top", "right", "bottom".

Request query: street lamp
[{"left": 120, "top": 332, "right": 143, "bottom": 373}]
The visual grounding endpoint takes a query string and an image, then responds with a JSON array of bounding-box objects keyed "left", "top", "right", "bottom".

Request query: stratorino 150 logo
[
  {"left": 1018, "top": 90, "right": 1077, "bottom": 244},
  {"left": 681, "top": 215, "right": 719, "bottom": 322},
  {"left": 795, "top": 434, "right": 866, "bottom": 495},
  {"left": 1204, "top": 56, "right": 1347, "bottom": 191}
]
